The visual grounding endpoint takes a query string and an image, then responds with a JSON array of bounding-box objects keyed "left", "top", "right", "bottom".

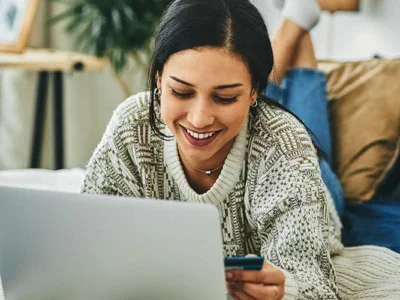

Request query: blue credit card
[{"left": 224, "top": 256, "right": 264, "bottom": 270}]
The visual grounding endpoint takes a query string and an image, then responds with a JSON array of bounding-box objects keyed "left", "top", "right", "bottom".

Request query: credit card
[{"left": 224, "top": 256, "right": 264, "bottom": 270}]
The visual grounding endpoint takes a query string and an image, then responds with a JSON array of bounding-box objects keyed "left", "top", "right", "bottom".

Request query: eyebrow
[{"left": 169, "top": 76, "right": 243, "bottom": 90}]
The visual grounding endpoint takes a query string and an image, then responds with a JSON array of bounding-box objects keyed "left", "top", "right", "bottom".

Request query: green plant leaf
[
  {"left": 50, "top": 0, "right": 173, "bottom": 73},
  {"left": 47, "top": 6, "right": 77, "bottom": 25}
]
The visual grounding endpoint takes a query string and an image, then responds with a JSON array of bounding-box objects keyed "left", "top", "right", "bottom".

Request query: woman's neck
[
  {"left": 178, "top": 139, "right": 234, "bottom": 194},
  {"left": 181, "top": 165, "right": 220, "bottom": 194}
]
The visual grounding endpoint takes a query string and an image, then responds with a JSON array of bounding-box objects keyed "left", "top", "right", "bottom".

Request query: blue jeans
[{"left": 263, "top": 68, "right": 345, "bottom": 217}]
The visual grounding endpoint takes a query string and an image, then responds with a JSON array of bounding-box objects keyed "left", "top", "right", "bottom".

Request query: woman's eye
[
  {"left": 170, "top": 88, "right": 237, "bottom": 103},
  {"left": 215, "top": 96, "right": 238, "bottom": 104},
  {"left": 170, "top": 89, "right": 193, "bottom": 99}
]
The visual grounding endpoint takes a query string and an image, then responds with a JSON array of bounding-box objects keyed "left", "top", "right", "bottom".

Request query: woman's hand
[{"left": 225, "top": 255, "right": 285, "bottom": 300}]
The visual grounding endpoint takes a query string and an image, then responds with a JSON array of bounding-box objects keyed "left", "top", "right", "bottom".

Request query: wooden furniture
[
  {"left": 318, "top": 0, "right": 360, "bottom": 12},
  {"left": 0, "top": 48, "right": 108, "bottom": 169}
]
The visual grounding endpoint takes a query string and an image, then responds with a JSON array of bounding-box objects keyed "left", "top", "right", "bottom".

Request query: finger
[
  {"left": 226, "top": 285, "right": 242, "bottom": 300},
  {"left": 226, "top": 285, "right": 236, "bottom": 299},
  {"left": 227, "top": 282, "right": 241, "bottom": 298},
  {"left": 245, "top": 254, "right": 258, "bottom": 257},
  {"left": 226, "top": 268, "right": 285, "bottom": 285},
  {"left": 240, "top": 282, "right": 284, "bottom": 300},
  {"left": 229, "top": 286, "right": 257, "bottom": 300},
  {"left": 231, "top": 282, "right": 264, "bottom": 298}
]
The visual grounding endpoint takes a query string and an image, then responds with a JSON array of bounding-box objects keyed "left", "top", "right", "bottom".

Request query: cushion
[
  {"left": 319, "top": 59, "right": 400, "bottom": 204},
  {"left": 378, "top": 145, "right": 400, "bottom": 199}
]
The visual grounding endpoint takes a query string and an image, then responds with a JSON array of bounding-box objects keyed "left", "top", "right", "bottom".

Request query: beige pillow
[{"left": 319, "top": 59, "right": 400, "bottom": 204}]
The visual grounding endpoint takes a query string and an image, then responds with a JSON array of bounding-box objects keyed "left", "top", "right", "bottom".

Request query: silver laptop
[{"left": 0, "top": 186, "right": 227, "bottom": 300}]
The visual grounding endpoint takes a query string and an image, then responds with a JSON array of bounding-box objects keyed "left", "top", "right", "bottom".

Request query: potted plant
[{"left": 51, "top": 0, "right": 172, "bottom": 94}]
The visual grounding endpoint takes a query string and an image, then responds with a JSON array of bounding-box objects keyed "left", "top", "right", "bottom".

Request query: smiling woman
[
  {"left": 159, "top": 47, "right": 255, "bottom": 187},
  {"left": 82, "top": 1, "right": 340, "bottom": 298}
]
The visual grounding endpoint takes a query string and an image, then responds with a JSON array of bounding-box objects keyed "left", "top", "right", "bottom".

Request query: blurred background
[{"left": 0, "top": 0, "right": 399, "bottom": 170}]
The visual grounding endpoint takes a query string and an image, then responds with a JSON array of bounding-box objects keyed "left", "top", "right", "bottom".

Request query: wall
[{"left": 254, "top": 0, "right": 400, "bottom": 60}]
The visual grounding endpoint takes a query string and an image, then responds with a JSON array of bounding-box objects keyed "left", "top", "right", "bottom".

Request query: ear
[
  {"left": 250, "top": 88, "right": 258, "bottom": 103},
  {"left": 156, "top": 72, "right": 162, "bottom": 90}
]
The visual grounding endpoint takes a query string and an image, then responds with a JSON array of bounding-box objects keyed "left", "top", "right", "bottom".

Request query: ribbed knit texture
[{"left": 81, "top": 92, "right": 400, "bottom": 299}]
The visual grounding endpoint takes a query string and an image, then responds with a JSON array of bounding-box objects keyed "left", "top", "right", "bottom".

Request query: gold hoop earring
[
  {"left": 154, "top": 88, "right": 162, "bottom": 96},
  {"left": 154, "top": 88, "right": 162, "bottom": 102}
]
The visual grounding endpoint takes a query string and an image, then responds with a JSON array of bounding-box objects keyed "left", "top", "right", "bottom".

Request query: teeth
[{"left": 186, "top": 129, "right": 216, "bottom": 140}]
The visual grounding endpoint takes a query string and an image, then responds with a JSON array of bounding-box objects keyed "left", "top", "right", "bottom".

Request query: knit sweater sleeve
[
  {"left": 250, "top": 158, "right": 340, "bottom": 299},
  {"left": 80, "top": 97, "right": 144, "bottom": 197},
  {"left": 247, "top": 138, "right": 341, "bottom": 299}
]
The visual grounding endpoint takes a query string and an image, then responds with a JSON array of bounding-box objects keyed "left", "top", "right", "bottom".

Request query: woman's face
[{"left": 159, "top": 47, "right": 257, "bottom": 166}]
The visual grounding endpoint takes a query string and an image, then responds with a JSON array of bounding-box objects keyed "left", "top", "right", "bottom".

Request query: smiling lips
[{"left": 181, "top": 126, "right": 221, "bottom": 147}]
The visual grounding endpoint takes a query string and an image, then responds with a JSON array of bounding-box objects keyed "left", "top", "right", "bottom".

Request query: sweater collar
[{"left": 164, "top": 117, "right": 248, "bottom": 205}]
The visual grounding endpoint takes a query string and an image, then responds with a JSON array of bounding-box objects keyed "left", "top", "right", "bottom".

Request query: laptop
[{"left": 0, "top": 186, "right": 227, "bottom": 300}]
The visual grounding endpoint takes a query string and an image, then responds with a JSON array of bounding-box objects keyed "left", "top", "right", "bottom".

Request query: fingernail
[{"left": 226, "top": 272, "right": 233, "bottom": 279}]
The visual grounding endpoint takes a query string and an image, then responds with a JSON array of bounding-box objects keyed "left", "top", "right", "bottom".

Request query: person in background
[
  {"left": 82, "top": 0, "right": 400, "bottom": 299},
  {"left": 268, "top": 0, "right": 345, "bottom": 217}
]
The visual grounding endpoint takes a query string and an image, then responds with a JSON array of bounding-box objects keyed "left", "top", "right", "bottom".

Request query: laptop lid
[{"left": 0, "top": 186, "right": 226, "bottom": 300}]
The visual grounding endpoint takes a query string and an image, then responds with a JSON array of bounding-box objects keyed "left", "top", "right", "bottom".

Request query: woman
[{"left": 82, "top": 0, "right": 400, "bottom": 299}]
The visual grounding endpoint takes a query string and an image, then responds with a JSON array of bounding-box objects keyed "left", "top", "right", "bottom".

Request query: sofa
[{"left": 320, "top": 59, "right": 400, "bottom": 253}]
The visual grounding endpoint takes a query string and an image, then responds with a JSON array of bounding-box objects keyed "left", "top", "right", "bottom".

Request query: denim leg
[
  {"left": 282, "top": 68, "right": 332, "bottom": 163},
  {"left": 320, "top": 158, "right": 345, "bottom": 217},
  {"left": 263, "top": 81, "right": 285, "bottom": 105}
]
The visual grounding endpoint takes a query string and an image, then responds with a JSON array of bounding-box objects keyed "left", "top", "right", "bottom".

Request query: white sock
[
  {"left": 281, "top": 0, "right": 321, "bottom": 30},
  {"left": 273, "top": 0, "right": 285, "bottom": 9}
]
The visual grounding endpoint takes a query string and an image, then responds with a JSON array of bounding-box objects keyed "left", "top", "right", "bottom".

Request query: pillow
[
  {"left": 378, "top": 146, "right": 400, "bottom": 199},
  {"left": 318, "top": 59, "right": 400, "bottom": 204}
]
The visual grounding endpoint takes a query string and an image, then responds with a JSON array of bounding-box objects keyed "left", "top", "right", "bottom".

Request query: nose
[{"left": 187, "top": 97, "right": 215, "bottom": 129}]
